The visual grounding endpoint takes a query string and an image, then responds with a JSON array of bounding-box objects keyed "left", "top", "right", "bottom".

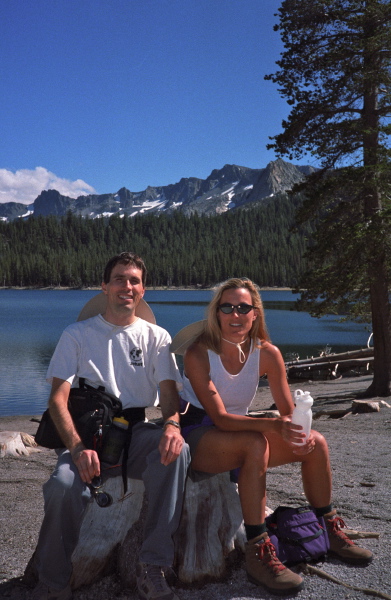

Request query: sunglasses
[
  {"left": 218, "top": 303, "right": 255, "bottom": 315},
  {"left": 87, "top": 476, "right": 113, "bottom": 508}
]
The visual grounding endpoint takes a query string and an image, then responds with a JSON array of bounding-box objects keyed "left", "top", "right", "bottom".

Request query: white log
[
  {"left": 173, "top": 472, "right": 246, "bottom": 584},
  {"left": 69, "top": 471, "right": 247, "bottom": 589},
  {"left": 0, "top": 431, "right": 39, "bottom": 458},
  {"left": 70, "top": 476, "right": 145, "bottom": 589}
]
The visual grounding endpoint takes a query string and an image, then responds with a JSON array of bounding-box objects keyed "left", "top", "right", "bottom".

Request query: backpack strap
[
  {"left": 277, "top": 528, "right": 324, "bottom": 546},
  {"left": 120, "top": 408, "right": 146, "bottom": 495}
]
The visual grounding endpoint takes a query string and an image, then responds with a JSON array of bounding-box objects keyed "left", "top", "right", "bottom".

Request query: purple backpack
[{"left": 266, "top": 505, "right": 330, "bottom": 565}]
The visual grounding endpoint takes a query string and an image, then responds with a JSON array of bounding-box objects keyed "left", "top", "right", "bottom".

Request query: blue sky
[{"left": 1, "top": 0, "right": 310, "bottom": 205}]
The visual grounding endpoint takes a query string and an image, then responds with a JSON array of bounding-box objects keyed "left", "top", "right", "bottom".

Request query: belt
[{"left": 122, "top": 407, "right": 146, "bottom": 425}]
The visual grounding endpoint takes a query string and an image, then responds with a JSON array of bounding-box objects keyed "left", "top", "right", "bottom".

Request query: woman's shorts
[{"left": 180, "top": 402, "right": 216, "bottom": 481}]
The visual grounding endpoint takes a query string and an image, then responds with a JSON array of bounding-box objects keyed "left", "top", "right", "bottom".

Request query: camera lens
[{"left": 95, "top": 492, "right": 113, "bottom": 508}]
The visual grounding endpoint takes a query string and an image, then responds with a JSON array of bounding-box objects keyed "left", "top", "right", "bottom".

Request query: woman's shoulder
[
  {"left": 260, "top": 339, "right": 279, "bottom": 351},
  {"left": 185, "top": 340, "right": 208, "bottom": 359},
  {"left": 184, "top": 340, "right": 211, "bottom": 369},
  {"left": 259, "top": 340, "right": 285, "bottom": 365}
]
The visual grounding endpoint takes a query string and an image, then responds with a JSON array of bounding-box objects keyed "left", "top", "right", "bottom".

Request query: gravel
[{"left": 1, "top": 374, "right": 390, "bottom": 600}]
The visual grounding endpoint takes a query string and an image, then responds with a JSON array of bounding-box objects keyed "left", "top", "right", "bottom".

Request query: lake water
[{"left": 0, "top": 289, "right": 371, "bottom": 417}]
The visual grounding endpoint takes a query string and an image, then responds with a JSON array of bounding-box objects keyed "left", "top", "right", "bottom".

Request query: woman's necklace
[{"left": 221, "top": 337, "right": 249, "bottom": 364}]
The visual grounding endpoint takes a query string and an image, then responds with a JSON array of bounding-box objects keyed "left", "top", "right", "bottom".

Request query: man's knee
[
  {"left": 143, "top": 442, "right": 191, "bottom": 484},
  {"left": 43, "top": 457, "right": 84, "bottom": 502}
]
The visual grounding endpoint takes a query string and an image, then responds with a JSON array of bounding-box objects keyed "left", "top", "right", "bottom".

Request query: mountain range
[{"left": 0, "top": 158, "right": 314, "bottom": 222}]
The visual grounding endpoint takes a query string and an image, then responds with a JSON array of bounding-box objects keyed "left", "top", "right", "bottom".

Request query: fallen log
[
  {"left": 313, "top": 409, "right": 353, "bottom": 420},
  {"left": 352, "top": 400, "right": 380, "bottom": 413},
  {"left": 313, "top": 398, "right": 387, "bottom": 420},
  {"left": 288, "top": 357, "right": 374, "bottom": 373},
  {"left": 285, "top": 347, "right": 374, "bottom": 368}
]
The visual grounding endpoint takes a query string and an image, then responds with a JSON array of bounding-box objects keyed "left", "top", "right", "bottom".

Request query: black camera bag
[{"left": 35, "top": 379, "right": 123, "bottom": 454}]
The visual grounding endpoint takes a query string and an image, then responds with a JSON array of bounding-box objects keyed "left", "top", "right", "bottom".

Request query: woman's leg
[
  {"left": 191, "top": 429, "right": 269, "bottom": 524},
  {"left": 192, "top": 428, "right": 304, "bottom": 594},
  {"left": 265, "top": 429, "right": 373, "bottom": 565},
  {"left": 265, "top": 429, "right": 332, "bottom": 509}
]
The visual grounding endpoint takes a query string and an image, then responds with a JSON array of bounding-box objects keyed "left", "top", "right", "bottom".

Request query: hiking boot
[
  {"left": 31, "top": 582, "right": 72, "bottom": 600},
  {"left": 136, "top": 563, "right": 180, "bottom": 600},
  {"left": 325, "top": 510, "right": 373, "bottom": 565},
  {"left": 245, "top": 532, "right": 304, "bottom": 596}
]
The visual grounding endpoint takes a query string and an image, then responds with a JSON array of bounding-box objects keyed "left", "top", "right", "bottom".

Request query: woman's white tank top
[{"left": 182, "top": 342, "right": 260, "bottom": 415}]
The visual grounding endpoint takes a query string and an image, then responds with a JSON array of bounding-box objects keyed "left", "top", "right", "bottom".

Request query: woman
[{"left": 178, "top": 278, "right": 372, "bottom": 596}]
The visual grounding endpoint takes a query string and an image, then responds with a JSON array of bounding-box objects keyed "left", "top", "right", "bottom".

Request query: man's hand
[
  {"left": 70, "top": 444, "right": 101, "bottom": 483},
  {"left": 49, "top": 378, "right": 101, "bottom": 483},
  {"left": 158, "top": 425, "right": 184, "bottom": 466},
  {"left": 157, "top": 379, "right": 184, "bottom": 466}
]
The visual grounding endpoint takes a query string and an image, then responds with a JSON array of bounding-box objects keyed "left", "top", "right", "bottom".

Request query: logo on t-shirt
[{"left": 130, "top": 346, "right": 143, "bottom": 366}]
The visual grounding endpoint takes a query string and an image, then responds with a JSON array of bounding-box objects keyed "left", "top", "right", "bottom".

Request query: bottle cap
[
  {"left": 113, "top": 416, "right": 129, "bottom": 427},
  {"left": 293, "top": 389, "right": 313, "bottom": 404}
]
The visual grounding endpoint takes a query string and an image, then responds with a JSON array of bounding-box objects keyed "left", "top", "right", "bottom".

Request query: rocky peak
[
  {"left": 0, "top": 159, "right": 313, "bottom": 221},
  {"left": 244, "top": 159, "right": 306, "bottom": 204}
]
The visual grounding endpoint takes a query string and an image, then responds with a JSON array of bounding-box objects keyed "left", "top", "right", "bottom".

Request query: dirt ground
[{"left": 1, "top": 374, "right": 391, "bottom": 600}]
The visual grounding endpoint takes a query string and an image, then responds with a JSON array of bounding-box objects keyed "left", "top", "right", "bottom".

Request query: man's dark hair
[{"left": 103, "top": 252, "right": 147, "bottom": 286}]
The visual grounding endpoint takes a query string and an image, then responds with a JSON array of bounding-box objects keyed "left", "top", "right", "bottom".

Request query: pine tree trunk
[{"left": 365, "top": 268, "right": 391, "bottom": 396}]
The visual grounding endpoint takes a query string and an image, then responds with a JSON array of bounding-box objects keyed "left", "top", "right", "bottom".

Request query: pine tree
[{"left": 266, "top": 0, "right": 391, "bottom": 396}]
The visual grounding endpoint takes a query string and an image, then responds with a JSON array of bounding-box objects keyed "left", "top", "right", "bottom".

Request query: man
[{"left": 32, "top": 252, "right": 190, "bottom": 600}]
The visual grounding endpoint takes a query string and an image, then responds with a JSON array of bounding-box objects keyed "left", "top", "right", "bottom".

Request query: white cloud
[{"left": 0, "top": 167, "right": 96, "bottom": 205}]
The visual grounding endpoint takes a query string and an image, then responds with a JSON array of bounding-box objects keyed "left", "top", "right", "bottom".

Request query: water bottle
[
  {"left": 291, "top": 390, "right": 313, "bottom": 445},
  {"left": 100, "top": 417, "right": 129, "bottom": 464}
]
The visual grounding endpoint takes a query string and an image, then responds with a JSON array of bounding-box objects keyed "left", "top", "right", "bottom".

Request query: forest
[{"left": 0, "top": 193, "right": 313, "bottom": 288}]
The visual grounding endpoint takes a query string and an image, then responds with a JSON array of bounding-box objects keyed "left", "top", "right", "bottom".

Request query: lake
[{"left": 0, "top": 289, "right": 371, "bottom": 417}]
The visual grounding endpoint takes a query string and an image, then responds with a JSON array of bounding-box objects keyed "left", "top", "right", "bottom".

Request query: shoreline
[{"left": 1, "top": 374, "right": 390, "bottom": 600}]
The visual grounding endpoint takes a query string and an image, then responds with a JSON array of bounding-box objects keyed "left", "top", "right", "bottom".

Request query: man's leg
[
  {"left": 127, "top": 422, "right": 190, "bottom": 566},
  {"left": 34, "top": 450, "right": 90, "bottom": 590}
]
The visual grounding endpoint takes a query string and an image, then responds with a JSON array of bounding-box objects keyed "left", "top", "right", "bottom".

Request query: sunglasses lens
[
  {"left": 219, "top": 304, "right": 234, "bottom": 314},
  {"left": 219, "top": 304, "right": 253, "bottom": 314},
  {"left": 237, "top": 304, "right": 253, "bottom": 314}
]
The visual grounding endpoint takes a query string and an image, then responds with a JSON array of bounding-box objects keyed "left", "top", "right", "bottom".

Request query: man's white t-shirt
[{"left": 46, "top": 314, "right": 181, "bottom": 408}]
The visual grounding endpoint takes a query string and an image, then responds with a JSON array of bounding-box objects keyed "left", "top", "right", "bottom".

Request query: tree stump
[{"left": 67, "top": 471, "right": 245, "bottom": 589}]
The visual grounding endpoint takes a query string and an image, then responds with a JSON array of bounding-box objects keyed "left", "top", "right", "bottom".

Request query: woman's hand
[
  {"left": 275, "top": 416, "right": 306, "bottom": 444},
  {"left": 291, "top": 431, "right": 316, "bottom": 456},
  {"left": 275, "top": 418, "right": 316, "bottom": 455}
]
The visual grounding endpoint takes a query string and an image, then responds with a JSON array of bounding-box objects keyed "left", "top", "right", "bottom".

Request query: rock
[{"left": 0, "top": 431, "right": 39, "bottom": 458}]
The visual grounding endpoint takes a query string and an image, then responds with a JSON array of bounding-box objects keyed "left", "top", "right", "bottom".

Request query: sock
[
  {"left": 314, "top": 504, "right": 333, "bottom": 518},
  {"left": 244, "top": 522, "right": 267, "bottom": 541}
]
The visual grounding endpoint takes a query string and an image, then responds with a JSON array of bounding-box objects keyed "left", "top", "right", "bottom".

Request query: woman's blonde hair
[{"left": 197, "top": 278, "right": 270, "bottom": 354}]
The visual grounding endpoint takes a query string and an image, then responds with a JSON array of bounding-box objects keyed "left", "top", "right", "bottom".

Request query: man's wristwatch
[{"left": 163, "top": 419, "right": 180, "bottom": 430}]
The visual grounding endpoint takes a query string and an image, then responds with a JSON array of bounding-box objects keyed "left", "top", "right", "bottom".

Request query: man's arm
[
  {"left": 157, "top": 379, "right": 184, "bottom": 466},
  {"left": 49, "top": 377, "right": 100, "bottom": 482}
]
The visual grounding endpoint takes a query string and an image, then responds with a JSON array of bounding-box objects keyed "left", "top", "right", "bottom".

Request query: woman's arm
[
  {"left": 259, "top": 341, "right": 295, "bottom": 416},
  {"left": 260, "top": 341, "right": 314, "bottom": 449}
]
